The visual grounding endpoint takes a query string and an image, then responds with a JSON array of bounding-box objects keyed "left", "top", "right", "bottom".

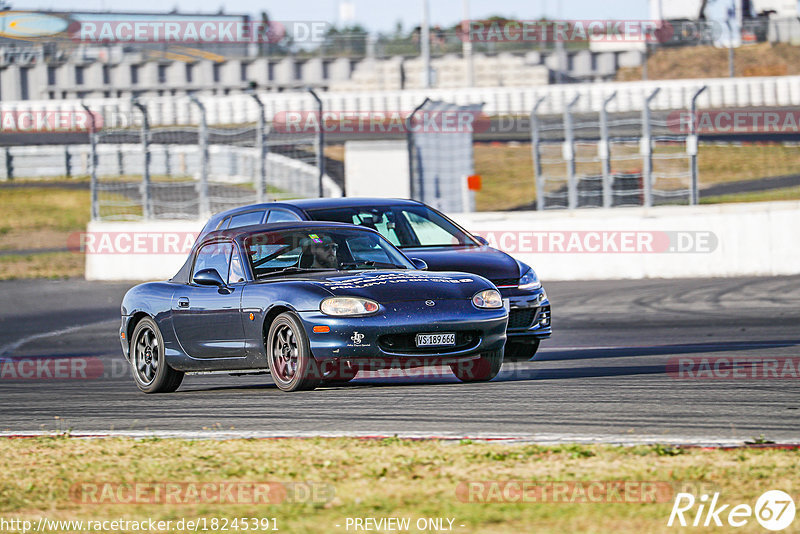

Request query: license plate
[{"left": 415, "top": 333, "right": 456, "bottom": 347}]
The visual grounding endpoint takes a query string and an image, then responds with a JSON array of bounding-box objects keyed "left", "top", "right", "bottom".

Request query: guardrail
[{"left": 1, "top": 76, "right": 799, "bottom": 127}]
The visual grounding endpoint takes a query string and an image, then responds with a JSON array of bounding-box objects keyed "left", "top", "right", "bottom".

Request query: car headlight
[
  {"left": 320, "top": 297, "right": 380, "bottom": 316},
  {"left": 518, "top": 268, "right": 542, "bottom": 290},
  {"left": 472, "top": 289, "right": 503, "bottom": 309}
]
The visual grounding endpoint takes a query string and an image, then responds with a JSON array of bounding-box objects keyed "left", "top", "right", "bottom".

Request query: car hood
[
  {"left": 399, "top": 246, "right": 521, "bottom": 284},
  {"left": 264, "top": 269, "right": 493, "bottom": 301}
]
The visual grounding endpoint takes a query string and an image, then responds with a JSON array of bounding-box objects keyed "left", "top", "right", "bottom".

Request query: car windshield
[
  {"left": 242, "top": 227, "right": 415, "bottom": 278},
  {"left": 304, "top": 205, "right": 478, "bottom": 248}
]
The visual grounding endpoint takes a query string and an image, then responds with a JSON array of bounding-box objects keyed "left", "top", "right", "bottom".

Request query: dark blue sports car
[
  {"left": 120, "top": 222, "right": 508, "bottom": 393},
  {"left": 194, "top": 198, "right": 551, "bottom": 361}
]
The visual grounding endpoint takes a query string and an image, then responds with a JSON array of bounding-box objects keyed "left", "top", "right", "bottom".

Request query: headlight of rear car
[
  {"left": 320, "top": 297, "right": 380, "bottom": 316},
  {"left": 472, "top": 289, "right": 503, "bottom": 309},
  {"left": 518, "top": 268, "right": 542, "bottom": 290}
]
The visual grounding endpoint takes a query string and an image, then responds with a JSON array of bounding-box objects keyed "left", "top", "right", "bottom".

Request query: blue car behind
[
  {"left": 120, "top": 222, "right": 508, "bottom": 392},
  {"left": 195, "top": 198, "right": 551, "bottom": 360}
]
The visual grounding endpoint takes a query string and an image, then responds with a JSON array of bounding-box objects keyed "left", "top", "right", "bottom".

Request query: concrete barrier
[
  {"left": 451, "top": 201, "right": 800, "bottom": 281},
  {"left": 84, "top": 201, "right": 800, "bottom": 281},
  {"left": 84, "top": 220, "right": 204, "bottom": 281}
]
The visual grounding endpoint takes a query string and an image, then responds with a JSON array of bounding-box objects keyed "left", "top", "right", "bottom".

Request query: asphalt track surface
[{"left": 1, "top": 276, "right": 799, "bottom": 444}]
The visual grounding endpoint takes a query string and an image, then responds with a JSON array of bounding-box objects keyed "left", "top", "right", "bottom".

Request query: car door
[{"left": 171, "top": 240, "right": 246, "bottom": 359}]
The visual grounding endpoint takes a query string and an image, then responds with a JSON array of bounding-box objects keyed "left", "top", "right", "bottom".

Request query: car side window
[
  {"left": 229, "top": 211, "right": 265, "bottom": 229},
  {"left": 267, "top": 209, "right": 300, "bottom": 223},
  {"left": 355, "top": 211, "right": 401, "bottom": 246},
  {"left": 401, "top": 210, "right": 460, "bottom": 246},
  {"left": 228, "top": 245, "right": 246, "bottom": 284},
  {"left": 193, "top": 242, "right": 233, "bottom": 282}
]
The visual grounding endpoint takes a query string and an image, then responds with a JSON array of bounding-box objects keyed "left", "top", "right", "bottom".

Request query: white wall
[
  {"left": 451, "top": 201, "right": 800, "bottom": 281},
  {"left": 84, "top": 220, "right": 204, "bottom": 281},
  {"left": 85, "top": 201, "right": 800, "bottom": 281},
  {"left": 344, "top": 140, "right": 410, "bottom": 198}
]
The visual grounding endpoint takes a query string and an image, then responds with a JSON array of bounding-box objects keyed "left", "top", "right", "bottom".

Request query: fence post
[
  {"left": 689, "top": 86, "right": 707, "bottom": 206},
  {"left": 406, "top": 98, "right": 431, "bottom": 202},
  {"left": 307, "top": 88, "right": 325, "bottom": 198},
  {"left": 164, "top": 146, "right": 171, "bottom": 177},
  {"left": 531, "top": 96, "right": 546, "bottom": 211},
  {"left": 599, "top": 91, "right": 617, "bottom": 209},
  {"left": 4, "top": 148, "right": 12, "bottom": 181},
  {"left": 189, "top": 95, "right": 210, "bottom": 218},
  {"left": 132, "top": 99, "right": 152, "bottom": 220},
  {"left": 248, "top": 91, "right": 267, "bottom": 203},
  {"left": 81, "top": 103, "right": 99, "bottom": 220},
  {"left": 641, "top": 88, "right": 660, "bottom": 208},
  {"left": 64, "top": 146, "right": 72, "bottom": 178},
  {"left": 563, "top": 95, "right": 580, "bottom": 210}
]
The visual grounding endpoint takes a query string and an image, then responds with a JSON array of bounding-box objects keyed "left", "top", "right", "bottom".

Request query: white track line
[
  {"left": 0, "top": 319, "right": 116, "bottom": 357},
  {"left": 538, "top": 341, "right": 800, "bottom": 352},
  {"left": 0, "top": 430, "right": 792, "bottom": 447}
]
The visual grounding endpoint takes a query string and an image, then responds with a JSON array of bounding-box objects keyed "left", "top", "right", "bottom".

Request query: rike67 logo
[{"left": 668, "top": 490, "right": 795, "bottom": 531}]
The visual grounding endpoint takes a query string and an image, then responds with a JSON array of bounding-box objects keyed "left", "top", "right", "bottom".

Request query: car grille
[
  {"left": 508, "top": 308, "right": 537, "bottom": 329},
  {"left": 378, "top": 331, "right": 480, "bottom": 354},
  {"left": 492, "top": 278, "right": 518, "bottom": 288}
]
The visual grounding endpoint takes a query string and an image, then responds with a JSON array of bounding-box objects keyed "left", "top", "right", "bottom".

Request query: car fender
[
  {"left": 241, "top": 281, "right": 335, "bottom": 359},
  {"left": 121, "top": 282, "right": 181, "bottom": 361}
]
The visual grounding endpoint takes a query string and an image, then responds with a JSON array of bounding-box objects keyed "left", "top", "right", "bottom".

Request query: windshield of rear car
[
  {"left": 242, "top": 228, "right": 415, "bottom": 278},
  {"left": 304, "top": 205, "right": 478, "bottom": 248}
]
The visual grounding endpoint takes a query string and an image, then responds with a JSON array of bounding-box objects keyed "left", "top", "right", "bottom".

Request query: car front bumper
[
  {"left": 298, "top": 300, "right": 507, "bottom": 365},
  {"left": 119, "top": 315, "right": 132, "bottom": 362},
  {"left": 499, "top": 286, "right": 552, "bottom": 341}
]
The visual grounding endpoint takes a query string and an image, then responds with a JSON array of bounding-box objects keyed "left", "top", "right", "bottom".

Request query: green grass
[
  {"left": 700, "top": 185, "right": 800, "bottom": 204},
  {"left": 0, "top": 251, "right": 84, "bottom": 280},
  {"left": 470, "top": 142, "right": 800, "bottom": 211},
  {"left": 0, "top": 437, "right": 798, "bottom": 533},
  {"left": 0, "top": 187, "right": 90, "bottom": 234},
  {"left": 0, "top": 187, "right": 90, "bottom": 279}
]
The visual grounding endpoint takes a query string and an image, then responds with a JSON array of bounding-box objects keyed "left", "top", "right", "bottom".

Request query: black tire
[
  {"left": 503, "top": 339, "right": 541, "bottom": 361},
  {"left": 450, "top": 350, "right": 504, "bottom": 382},
  {"left": 131, "top": 317, "right": 184, "bottom": 394},
  {"left": 320, "top": 360, "right": 358, "bottom": 385},
  {"left": 267, "top": 312, "right": 321, "bottom": 392}
]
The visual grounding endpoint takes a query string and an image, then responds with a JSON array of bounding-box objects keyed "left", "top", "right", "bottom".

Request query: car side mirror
[
  {"left": 410, "top": 258, "right": 428, "bottom": 270},
  {"left": 473, "top": 236, "right": 489, "bottom": 246},
  {"left": 194, "top": 268, "right": 226, "bottom": 287}
]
